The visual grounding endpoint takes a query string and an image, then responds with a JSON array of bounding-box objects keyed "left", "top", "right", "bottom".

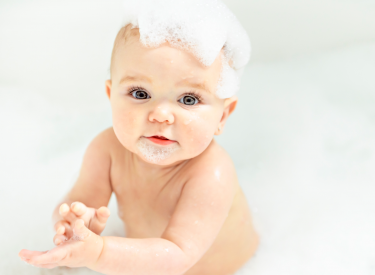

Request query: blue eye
[
  {"left": 179, "top": 95, "right": 198, "bottom": 106},
  {"left": 131, "top": 90, "right": 150, "bottom": 100}
]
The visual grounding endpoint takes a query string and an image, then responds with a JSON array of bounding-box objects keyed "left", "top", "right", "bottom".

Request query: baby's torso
[{"left": 109, "top": 141, "right": 258, "bottom": 275}]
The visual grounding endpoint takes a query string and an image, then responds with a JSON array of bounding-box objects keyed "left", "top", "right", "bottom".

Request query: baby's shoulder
[
  {"left": 186, "top": 139, "right": 237, "bottom": 183},
  {"left": 89, "top": 127, "right": 122, "bottom": 154}
]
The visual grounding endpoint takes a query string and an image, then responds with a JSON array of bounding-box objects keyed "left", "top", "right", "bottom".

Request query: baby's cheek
[
  {"left": 112, "top": 109, "right": 138, "bottom": 145},
  {"left": 184, "top": 120, "right": 215, "bottom": 155}
]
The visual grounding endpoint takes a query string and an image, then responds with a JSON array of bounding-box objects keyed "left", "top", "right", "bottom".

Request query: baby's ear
[
  {"left": 105, "top": 80, "right": 112, "bottom": 99},
  {"left": 223, "top": 96, "right": 238, "bottom": 117},
  {"left": 216, "top": 96, "right": 238, "bottom": 135}
]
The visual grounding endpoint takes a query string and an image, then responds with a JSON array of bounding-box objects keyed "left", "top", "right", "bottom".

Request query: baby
[{"left": 19, "top": 0, "right": 259, "bottom": 274}]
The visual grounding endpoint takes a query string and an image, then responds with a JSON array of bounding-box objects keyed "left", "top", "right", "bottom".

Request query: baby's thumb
[
  {"left": 96, "top": 207, "right": 111, "bottom": 224},
  {"left": 72, "top": 219, "right": 91, "bottom": 241}
]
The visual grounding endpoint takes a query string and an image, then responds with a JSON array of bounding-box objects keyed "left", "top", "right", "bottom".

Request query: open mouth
[
  {"left": 153, "top": 135, "right": 169, "bottom": 140},
  {"left": 146, "top": 135, "right": 177, "bottom": 145}
]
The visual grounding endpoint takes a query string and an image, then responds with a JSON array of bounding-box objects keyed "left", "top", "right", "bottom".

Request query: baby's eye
[
  {"left": 178, "top": 95, "right": 199, "bottom": 106},
  {"left": 131, "top": 90, "right": 150, "bottom": 100}
]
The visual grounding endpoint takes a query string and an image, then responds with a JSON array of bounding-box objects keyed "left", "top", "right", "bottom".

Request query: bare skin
[{"left": 19, "top": 26, "right": 259, "bottom": 275}]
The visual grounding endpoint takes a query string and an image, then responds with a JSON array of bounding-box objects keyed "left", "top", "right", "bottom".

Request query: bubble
[
  {"left": 71, "top": 234, "right": 84, "bottom": 241},
  {"left": 122, "top": 0, "right": 251, "bottom": 98},
  {"left": 137, "top": 138, "right": 178, "bottom": 163},
  {"left": 216, "top": 53, "right": 240, "bottom": 98}
]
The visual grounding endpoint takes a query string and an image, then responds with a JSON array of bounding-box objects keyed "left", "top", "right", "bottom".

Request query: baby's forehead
[
  {"left": 110, "top": 25, "right": 140, "bottom": 65},
  {"left": 110, "top": 25, "right": 225, "bottom": 76}
]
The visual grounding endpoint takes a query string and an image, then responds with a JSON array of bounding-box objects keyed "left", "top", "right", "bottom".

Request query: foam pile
[{"left": 122, "top": 0, "right": 251, "bottom": 98}]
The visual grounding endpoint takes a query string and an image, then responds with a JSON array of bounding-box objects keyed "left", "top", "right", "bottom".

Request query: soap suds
[
  {"left": 137, "top": 138, "right": 178, "bottom": 163},
  {"left": 216, "top": 53, "right": 240, "bottom": 98},
  {"left": 122, "top": 0, "right": 250, "bottom": 98}
]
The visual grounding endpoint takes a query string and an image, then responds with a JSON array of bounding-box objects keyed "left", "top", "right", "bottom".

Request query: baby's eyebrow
[
  {"left": 119, "top": 75, "right": 152, "bottom": 85},
  {"left": 176, "top": 79, "right": 211, "bottom": 94}
]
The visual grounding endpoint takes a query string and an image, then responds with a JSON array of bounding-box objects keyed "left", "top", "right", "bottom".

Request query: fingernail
[
  {"left": 60, "top": 204, "right": 69, "bottom": 214},
  {"left": 99, "top": 208, "right": 110, "bottom": 216},
  {"left": 55, "top": 239, "right": 61, "bottom": 245}
]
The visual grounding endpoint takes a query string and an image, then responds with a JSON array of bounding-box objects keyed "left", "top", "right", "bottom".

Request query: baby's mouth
[{"left": 145, "top": 135, "right": 177, "bottom": 146}]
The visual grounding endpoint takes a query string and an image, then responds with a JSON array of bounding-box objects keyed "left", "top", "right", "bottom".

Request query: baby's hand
[
  {"left": 53, "top": 202, "right": 110, "bottom": 245},
  {"left": 20, "top": 219, "right": 103, "bottom": 269}
]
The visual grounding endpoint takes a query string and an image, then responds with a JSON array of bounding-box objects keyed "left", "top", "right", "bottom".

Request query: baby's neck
[{"left": 130, "top": 152, "right": 188, "bottom": 186}]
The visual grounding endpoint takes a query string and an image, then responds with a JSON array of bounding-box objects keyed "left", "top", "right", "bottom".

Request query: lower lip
[{"left": 146, "top": 137, "right": 177, "bottom": 146}]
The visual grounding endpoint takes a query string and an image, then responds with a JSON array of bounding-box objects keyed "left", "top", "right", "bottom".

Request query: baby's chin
[{"left": 135, "top": 137, "right": 182, "bottom": 165}]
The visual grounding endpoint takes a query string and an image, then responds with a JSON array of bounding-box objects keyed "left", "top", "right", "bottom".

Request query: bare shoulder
[
  {"left": 92, "top": 127, "right": 119, "bottom": 148},
  {"left": 89, "top": 127, "right": 125, "bottom": 156},
  {"left": 162, "top": 139, "right": 239, "bottom": 263},
  {"left": 183, "top": 139, "right": 238, "bottom": 199},
  {"left": 188, "top": 139, "right": 237, "bottom": 181}
]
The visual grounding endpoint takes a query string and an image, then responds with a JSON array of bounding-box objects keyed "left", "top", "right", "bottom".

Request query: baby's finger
[
  {"left": 59, "top": 203, "right": 79, "bottom": 224},
  {"left": 96, "top": 207, "right": 111, "bottom": 224},
  {"left": 19, "top": 249, "right": 47, "bottom": 260},
  {"left": 54, "top": 220, "right": 68, "bottom": 234},
  {"left": 54, "top": 220, "right": 73, "bottom": 240},
  {"left": 29, "top": 248, "right": 66, "bottom": 266},
  {"left": 70, "top": 202, "right": 88, "bottom": 217},
  {"left": 73, "top": 219, "right": 91, "bottom": 240},
  {"left": 53, "top": 234, "right": 68, "bottom": 246},
  {"left": 87, "top": 207, "right": 110, "bottom": 234},
  {"left": 59, "top": 203, "right": 70, "bottom": 216}
]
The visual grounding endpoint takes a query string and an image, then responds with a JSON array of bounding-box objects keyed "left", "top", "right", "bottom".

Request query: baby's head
[{"left": 105, "top": 0, "right": 250, "bottom": 165}]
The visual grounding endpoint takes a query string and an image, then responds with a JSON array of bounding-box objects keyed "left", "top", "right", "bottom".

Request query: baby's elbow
[{"left": 163, "top": 243, "right": 196, "bottom": 275}]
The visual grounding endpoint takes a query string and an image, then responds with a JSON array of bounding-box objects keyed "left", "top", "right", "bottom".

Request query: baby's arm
[
  {"left": 51, "top": 129, "right": 113, "bottom": 239},
  {"left": 19, "top": 129, "right": 114, "bottom": 267},
  {"left": 91, "top": 159, "right": 237, "bottom": 275},
  {"left": 20, "top": 137, "right": 236, "bottom": 275}
]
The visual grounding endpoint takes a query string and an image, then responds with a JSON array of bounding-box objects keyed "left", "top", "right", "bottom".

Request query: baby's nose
[{"left": 148, "top": 104, "right": 175, "bottom": 124}]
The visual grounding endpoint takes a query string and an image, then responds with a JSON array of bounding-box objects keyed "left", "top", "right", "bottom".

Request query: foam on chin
[
  {"left": 122, "top": 0, "right": 250, "bottom": 98},
  {"left": 136, "top": 138, "right": 179, "bottom": 163}
]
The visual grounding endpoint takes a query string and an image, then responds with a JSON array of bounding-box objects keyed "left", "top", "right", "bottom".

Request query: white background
[{"left": 0, "top": 0, "right": 374, "bottom": 274}]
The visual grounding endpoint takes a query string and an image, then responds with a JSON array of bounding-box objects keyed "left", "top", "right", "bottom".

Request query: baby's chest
[{"left": 111, "top": 178, "right": 183, "bottom": 238}]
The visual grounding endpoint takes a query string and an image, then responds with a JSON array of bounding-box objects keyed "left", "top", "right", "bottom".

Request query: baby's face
[{"left": 106, "top": 29, "right": 233, "bottom": 165}]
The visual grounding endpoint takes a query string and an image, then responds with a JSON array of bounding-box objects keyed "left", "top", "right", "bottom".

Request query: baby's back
[{"left": 105, "top": 127, "right": 258, "bottom": 274}]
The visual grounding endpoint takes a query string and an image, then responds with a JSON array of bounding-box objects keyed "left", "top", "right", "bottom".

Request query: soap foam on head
[
  {"left": 122, "top": 0, "right": 251, "bottom": 98},
  {"left": 137, "top": 138, "right": 178, "bottom": 163}
]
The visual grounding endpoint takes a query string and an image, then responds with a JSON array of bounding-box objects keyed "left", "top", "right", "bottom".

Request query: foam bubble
[
  {"left": 122, "top": 0, "right": 250, "bottom": 98},
  {"left": 71, "top": 234, "right": 84, "bottom": 241},
  {"left": 136, "top": 138, "right": 178, "bottom": 163},
  {"left": 216, "top": 53, "right": 240, "bottom": 98}
]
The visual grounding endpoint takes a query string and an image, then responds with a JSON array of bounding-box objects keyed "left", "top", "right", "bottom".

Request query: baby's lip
[
  {"left": 145, "top": 135, "right": 174, "bottom": 141},
  {"left": 144, "top": 135, "right": 177, "bottom": 145},
  {"left": 151, "top": 135, "right": 169, "bottom": 140}
]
